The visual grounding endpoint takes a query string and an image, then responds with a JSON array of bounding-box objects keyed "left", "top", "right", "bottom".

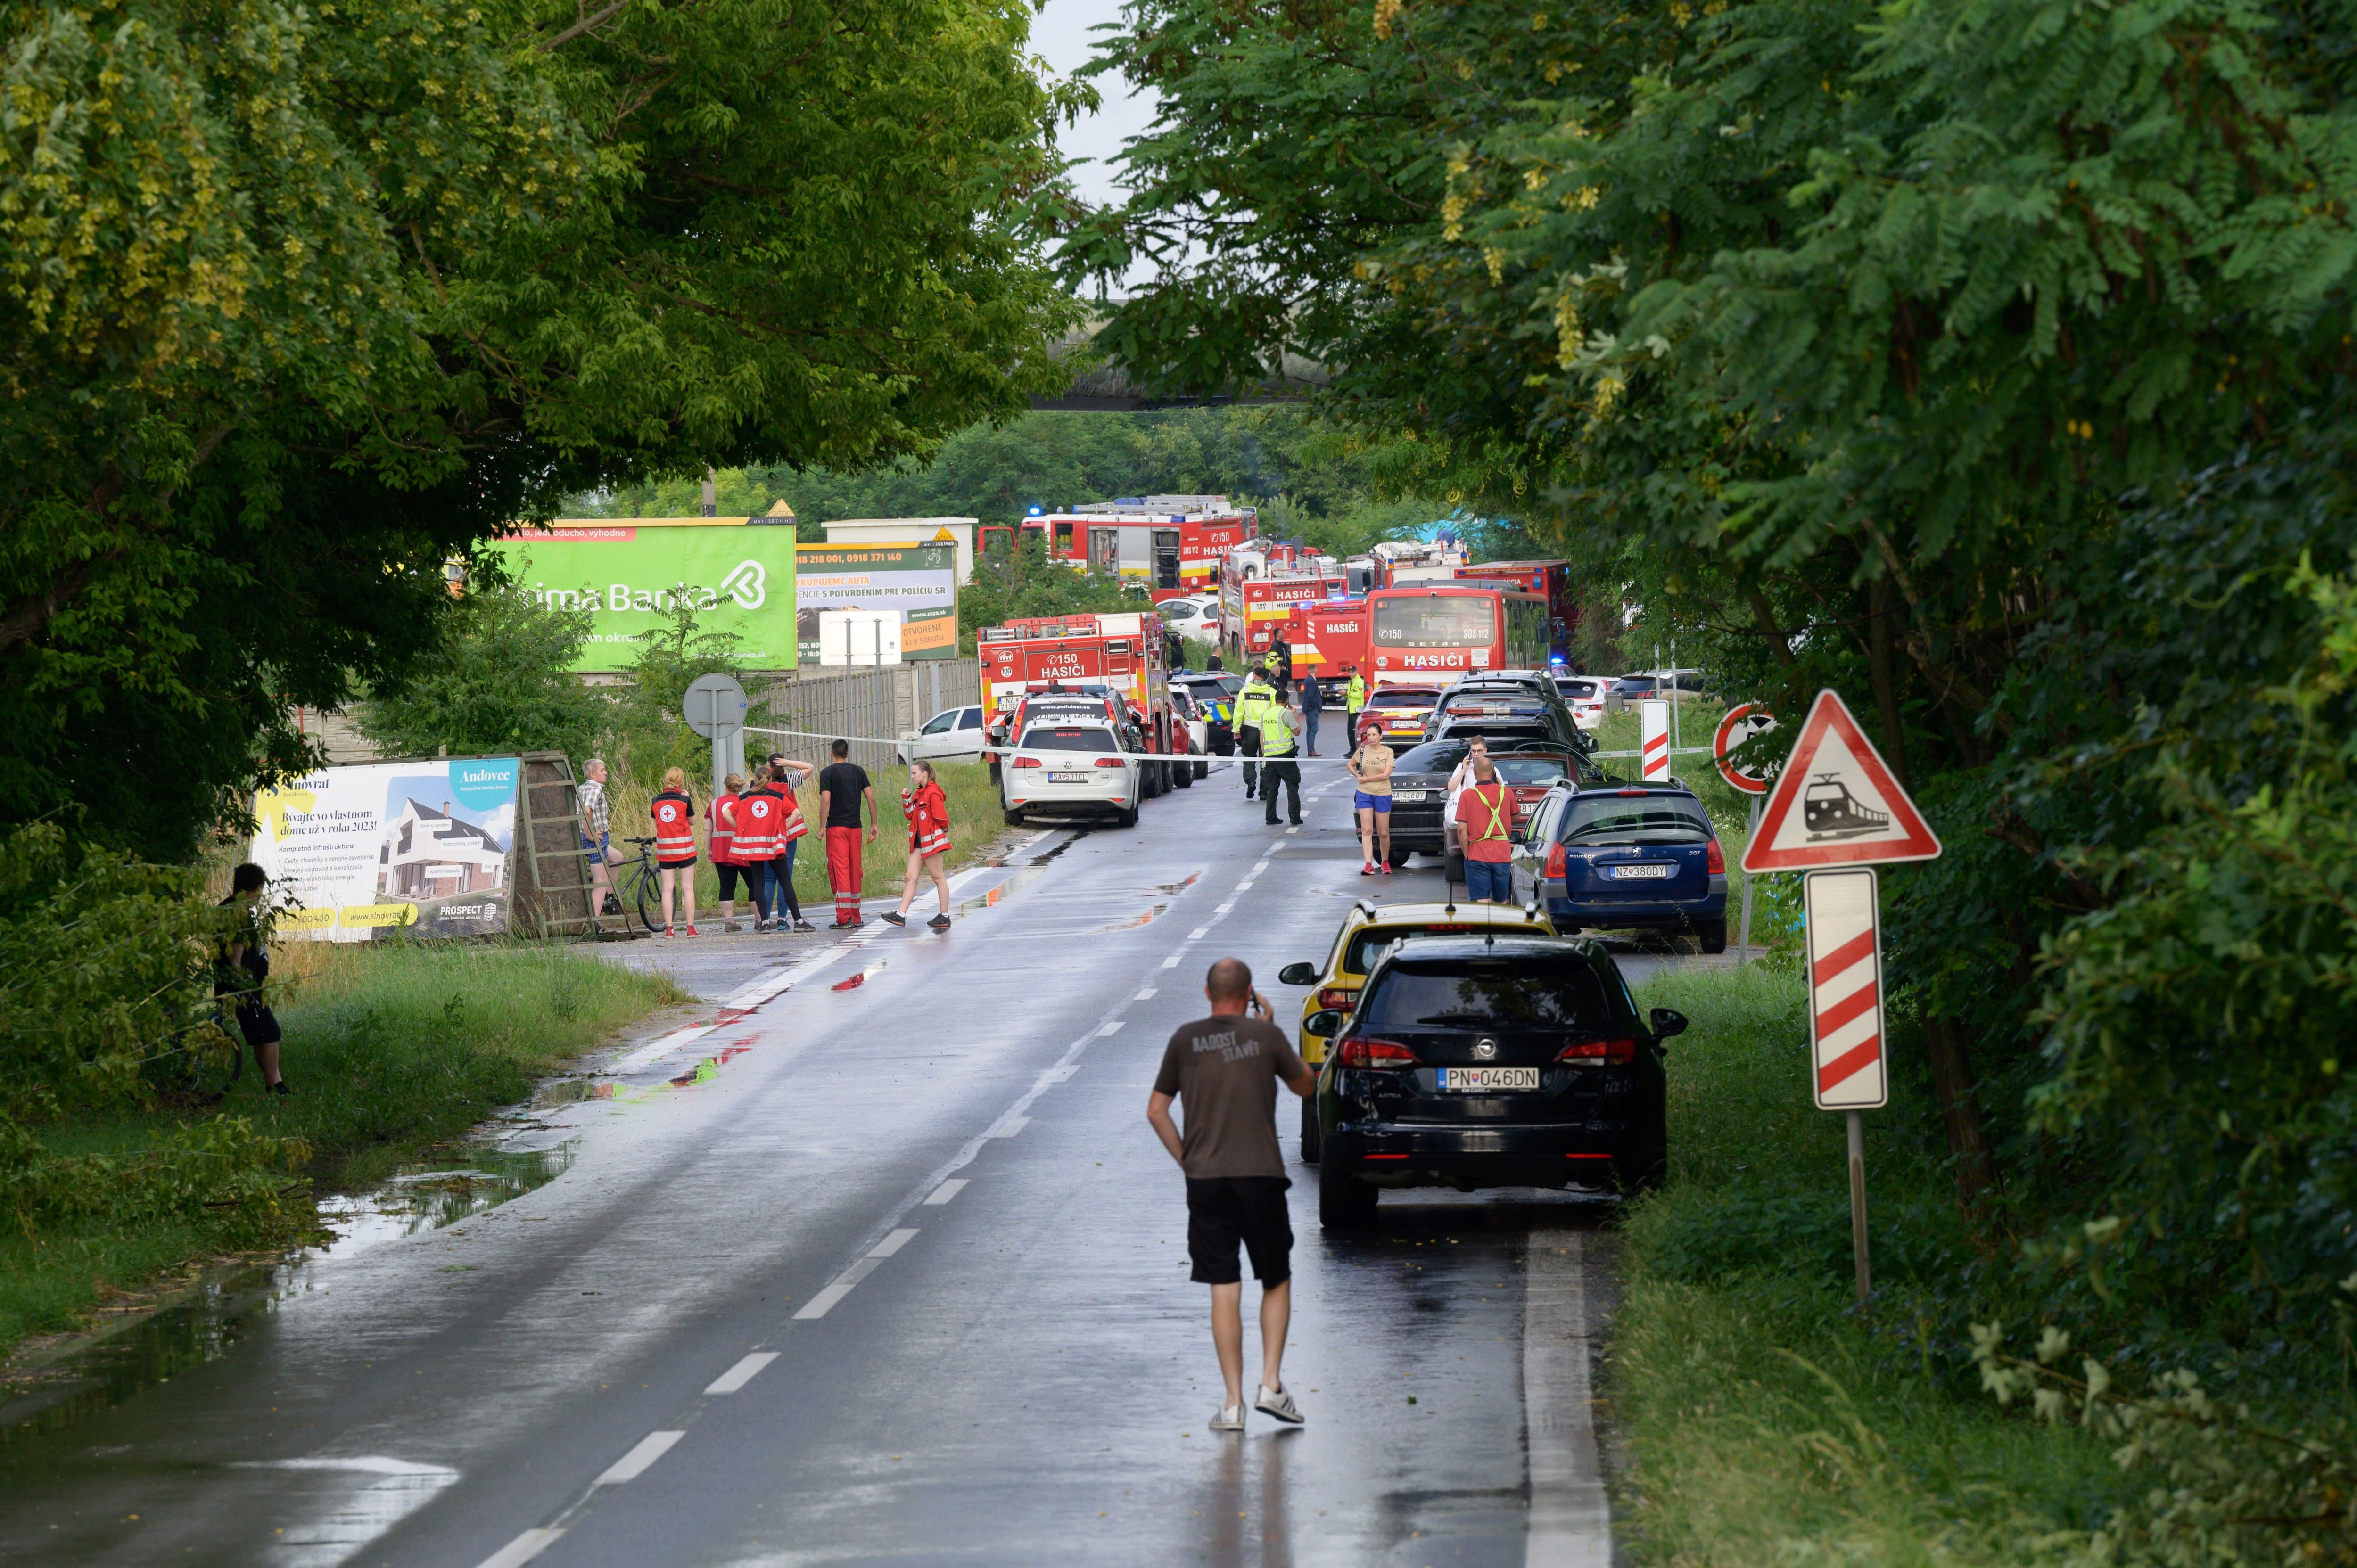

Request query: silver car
[{"left": 999, "top": 719, "right": 1145, "bottom": 829}]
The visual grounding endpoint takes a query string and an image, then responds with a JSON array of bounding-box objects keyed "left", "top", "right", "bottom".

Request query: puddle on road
[{"left": 0, "top": 1142, "right": 576, "bottom": 1445}]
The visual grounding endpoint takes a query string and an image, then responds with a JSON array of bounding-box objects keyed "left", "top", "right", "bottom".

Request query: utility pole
[{"left": 701, "top": 466, "right": 718, "bottom": 517}]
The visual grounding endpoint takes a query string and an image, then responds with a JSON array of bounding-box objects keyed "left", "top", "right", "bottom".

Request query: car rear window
[
  {"left": 1343, "top": 922, "right": 1485, "bottom": 973},
  {"left": 1369, "top": 689, "right": 1439, "bottom": 709},
  {"left": 1437, "top": 720, "right": 1553, "bottom": 745},
  {"left": 1360, "top": 958, "right": 1613, "bottom": 1032},
  {"left": 1022, "top": 726, "right": 1119, "bottom": 753},
  {"left": 1493, "top": 755, "right": 1574, "bottom": 787},
  {"left": 1557, "top": 679, "right": 1599, "bottom": 699},
  {"left": 1558, "top": 794, "right": 1713, "bottom": 844}
]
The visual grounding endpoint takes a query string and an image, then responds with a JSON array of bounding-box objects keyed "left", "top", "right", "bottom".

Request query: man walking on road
[
  {"left": 1235, "top": 668, "right": 1276, "bottom": 801},
  {"left": 1299, "top": 666, "right": 1323, "bottom": 757},
  {"left": 1259, "top": 681, "right": 1303, "bottom": 828},
  {"left": 1148, "top": 958, "right": 1316, "bottom": 1433},
  {"left": 817, "top": 740, "right": 878, "bottom": 928}
]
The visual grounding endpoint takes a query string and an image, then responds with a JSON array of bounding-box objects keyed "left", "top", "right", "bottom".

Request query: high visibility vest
[
  {"left": 1465, "top": 783, "right": 1514, "bottom": 846},
  {"left": 651, "top": 790, "right": 697, "bottom": 860},
  {"left": 1237, "top": 680, "right": 1274, "bottom": 732},
  {"left": 1345, "top": 672, "right": 1367, "bottom": 710},
  {"left": 1261, "top": 705, "right": 1298, "bottom": 757},
  {"left": 733, "top": 788, "right": 783, "bottom": 858},
  {"left": 708, "top": 793, "right": 741, "bottom": 865}
]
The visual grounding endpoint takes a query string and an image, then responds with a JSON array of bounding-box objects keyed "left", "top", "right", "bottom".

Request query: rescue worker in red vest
[
  {"left": 709, "top": 773, "right": 750, "bottom": 932},
  {"left": 1452, "top": 755, "right": 1516, "bottom": 903},
  {"left": 882, "top": 758, "right": 955, "bottom": 930},
  {"left": 732, "top": 767, "right": 783, "bottom": 929},
  {"left": 651, "top": 767, "right": 700, "bottom": 936},
  {"left": 766, "top": 754, "right": 819, "bottom": 933}
]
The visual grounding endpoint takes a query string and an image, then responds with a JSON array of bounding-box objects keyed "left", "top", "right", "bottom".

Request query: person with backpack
[
  {"left": 881, "top": 759, "right": 954, "bottom": 931},
  {"left": 651, "top": 767, "right": 700, "bottom": 936}
]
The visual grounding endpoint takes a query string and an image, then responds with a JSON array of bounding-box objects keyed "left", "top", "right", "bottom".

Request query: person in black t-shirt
[
  {"left": 816, "top": 739, "right": 878, "bottom": 928},
  {"left": 215, "top": 862, "right": 289, "bottom": 1094}
]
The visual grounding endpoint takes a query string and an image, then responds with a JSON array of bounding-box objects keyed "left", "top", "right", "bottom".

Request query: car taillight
[
  {"left": 1556, "top": 1037, "right": 1636, "bottom": 1065},
  {"left": 1544, "top": 842, "right": 1566, "bottom": 878},
  {"left": 1096, "top": 757, "right": 1125, "bottom": 768},
  {"left": 1317, "top": 987, "right": 1354, "bottom": 1011},
  {"left": 1706, "top": 838, "right": 1725, "bottom": 874},
  {"left": 1336, "top": 1037, "right": 1418, "bottom": 1068},
  {"left": 1013, "top": 757, "right": 1042, "bottom": 768}
]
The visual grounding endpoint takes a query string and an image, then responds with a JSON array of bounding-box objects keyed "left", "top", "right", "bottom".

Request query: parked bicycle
[
  {"left": 144, "top": 998, "right": 247, "bottom": 1105},
  {"left": 612, "top": 836, "right": 668, "bottom": 935}
]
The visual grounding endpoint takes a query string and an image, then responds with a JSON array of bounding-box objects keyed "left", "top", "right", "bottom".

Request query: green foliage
[
  {"left": 958, "top": 533, "right": 1137, "bottom": 647},
  {"left": 605, "top": 599, "right": 774, "bottom": 789},
  {"left": 0, "top": 0, "right": 1083, "bottom": 855},
  {"left": 356, "top": 579, "right": 611, "bottom": 765}
]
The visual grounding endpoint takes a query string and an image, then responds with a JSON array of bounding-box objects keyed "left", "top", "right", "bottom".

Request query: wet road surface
[{"left": 1, "top": 762, "right": 1657, "bottom": 1567}]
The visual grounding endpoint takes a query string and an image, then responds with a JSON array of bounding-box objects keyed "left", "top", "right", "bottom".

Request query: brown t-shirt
[{"left": 1153, "top": 1017, "right": 1308, "bottom": 1179}]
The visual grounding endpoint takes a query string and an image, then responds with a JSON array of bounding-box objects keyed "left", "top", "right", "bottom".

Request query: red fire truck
[
  {"left": 1219, "top": 566, "right": 1351, "bottom": 669},
  {"left": 1452, "top": 559, "right": 1576, "bottom": 663},
  {"left": 1277, "top": 598, "right": 1370, "bottom": 680},
  {"left": 984, "top": 497, "right": 1258, "bottom": 602},
  {"left": 978, "top": 611, "right": 1193, "bottom": 794}
]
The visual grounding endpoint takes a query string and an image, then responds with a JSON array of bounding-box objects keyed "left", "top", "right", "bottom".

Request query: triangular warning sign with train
[{"left": 1741, "top": 690, "right": 1942, "bottom": 873}]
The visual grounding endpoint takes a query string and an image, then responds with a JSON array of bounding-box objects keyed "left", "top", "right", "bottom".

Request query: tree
[
  {"left": 355, "top": 582, "right": 610, "bottom": 765},
  {"left": 0, "top": 0, "right": 1084, "bottom": 856}
]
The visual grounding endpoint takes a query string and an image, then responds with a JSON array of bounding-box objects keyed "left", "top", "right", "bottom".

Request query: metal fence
[{"left": 755, "top": 660, "right": 982, "bottom": 775}]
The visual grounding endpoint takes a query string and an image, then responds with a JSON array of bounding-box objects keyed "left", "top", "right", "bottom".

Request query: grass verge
[
  {"left": 0, "top": 942, "right": 682, "bottom": 1358},
  {"left": 1609, "top": 964, "right": 2132, "bottom": 1563}
]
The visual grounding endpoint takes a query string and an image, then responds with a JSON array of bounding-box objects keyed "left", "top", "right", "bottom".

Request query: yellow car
[{"left": 1275, "top": 895, "right": 1558, "bottom": 1163}]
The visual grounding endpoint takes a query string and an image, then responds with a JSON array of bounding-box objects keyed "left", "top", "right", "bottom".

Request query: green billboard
[{"left": 488, "top": 519, "right": 799, "bottom": 671}]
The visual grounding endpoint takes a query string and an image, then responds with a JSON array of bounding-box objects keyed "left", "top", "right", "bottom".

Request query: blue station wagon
[{"left": 1509, "top": 780, "right": 1728, "bottom": 952}]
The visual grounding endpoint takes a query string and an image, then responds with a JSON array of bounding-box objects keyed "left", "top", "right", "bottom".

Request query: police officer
[
  {"left": 1259, "top": 681, "right": 1304, "bottom": 827},
  {"left": 1235, "top": 667, "right": 1276, "bottom": 801},
  {"left": 1264, "top": 633, "right": 1293, "bottom": 683},
  {"left": 1343, "top": 667, "right": 1368, "bottom": 743}
]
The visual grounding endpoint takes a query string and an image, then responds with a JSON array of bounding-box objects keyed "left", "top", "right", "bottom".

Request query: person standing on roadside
[
  {"left": 1454, "top": 755, "right": 1516, "bottom": 903},
  {"left": 1343, "top": 668, "right": 1367, "bottom": 746},
  {"left": 651, "top": 767, "right": 700, "bottom": 936},
  {"left": 1234, "top": 668, "right": 1275, "bottom": 801},
  {"left": 1349, "top": 719, "right": 1395, "bottom": 876},
  {"left": 1300, "top": 666, "right": 1323, "bottom": 757},
  {"left": 764, "top": 752, "right": 820, "bottom": 934},
  {"left": 732, "top": 766, "right": 784, "bottom": 929},
  {"left": 709, "top": 773, "right": 750, "bottom": 932},
  {"left": 578, "top": 757, "right": 623, "bottom": 915},
  {"left": 881, "top": 758, "right": 954, "bottom": 931},
  {"left": 1259, "top": 680, "right": 1304, "bottom": 828},
  {"left": 817, "top": 739, "right": 877, "bottom": 929},
  {"left": 216, "top": 863, "right": 288, "bottom": 1095},
  {"left": 1147, "top": 958, "right": 1317, "bottom": 1434}
]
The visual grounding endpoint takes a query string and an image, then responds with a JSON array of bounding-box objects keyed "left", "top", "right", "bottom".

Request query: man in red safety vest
[{"left": 1452, "top": 757, "right": 1516, "bottom": 904}]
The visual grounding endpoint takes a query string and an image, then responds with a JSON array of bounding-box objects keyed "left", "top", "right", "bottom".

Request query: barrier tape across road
[{"left": 742, "top": 722, "right": 1718, "bottom": 768}]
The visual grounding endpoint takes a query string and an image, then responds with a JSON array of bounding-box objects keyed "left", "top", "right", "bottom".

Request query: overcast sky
[{"left": 1029, "top": 0, "right": 1158, "bottom": 213}]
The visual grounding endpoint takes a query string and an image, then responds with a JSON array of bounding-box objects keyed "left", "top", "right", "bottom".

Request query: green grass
[
  {"left": 1609, "top": 965, "right": 2133, "bottom": 1563},
  {"left": 0, "top": 943, "right": 682, "bottom": 1356}
]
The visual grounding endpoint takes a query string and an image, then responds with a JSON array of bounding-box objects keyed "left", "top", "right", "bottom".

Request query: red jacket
[
  {"left": 651, "top": 790, "right": 697, "bottom": 862},
  {"left": 708, "top": 793, "right": 742, "bottom": 866},
  {"left": 903, "top": 780, "right": 952, "bottom": 859}
]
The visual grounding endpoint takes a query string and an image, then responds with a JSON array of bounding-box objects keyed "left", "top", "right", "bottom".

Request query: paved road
[{"left": 0, "top": 763, "right": 1647, "bottom": 1568}]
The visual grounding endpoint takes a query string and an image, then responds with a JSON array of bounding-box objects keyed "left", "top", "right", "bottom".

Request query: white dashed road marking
[
  {"left": 594, "top": 1431, "right": 683, "bottom": 1486},
  {"left": 704, "top": 1353, "right": 778, "bottom": 1395},
  {"left": 475, "top": 1527, "right": 563, "bottom": 1568},
  {"left": 921, "top": 1179, "right": 968, "bottom": 1206}
]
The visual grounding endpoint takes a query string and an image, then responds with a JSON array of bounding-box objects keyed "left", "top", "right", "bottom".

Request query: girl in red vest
[
  {"left": 881, "top": 760, "right": 954, "bottom": 930},
  {"left": 767, "top": 756, "right": 818, "bottom": 933},
  {"left": 651, "top": 767, "right": 699, "bottom": 936},
  {"left": 708, "top": 772, "right": 750, "bottom": 932}
]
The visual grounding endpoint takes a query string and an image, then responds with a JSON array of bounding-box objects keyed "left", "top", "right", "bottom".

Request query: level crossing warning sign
[
  {"left": 1802, "top": 869, "right": 1887, "bottom": 1109},
  {"left": 1740, "top": 690, "right": 1942, "bottom": 873}
]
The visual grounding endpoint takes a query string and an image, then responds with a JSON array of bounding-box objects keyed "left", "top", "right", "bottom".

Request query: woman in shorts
[
  {"left": 1348, "top": 719, "right": 1395, "bottom": 875},
  {"left": 881, "top": 759, "right": 954, "bottom": 930},
  {"left": 650, "top": 767, "right": 700, "bottom": 936}
]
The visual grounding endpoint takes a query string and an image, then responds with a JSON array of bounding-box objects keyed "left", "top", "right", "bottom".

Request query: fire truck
[
  {"left": 1277, "top": 598, "right": 1370, "bottom": 680},
  {"left": 1367, "top": 539, "right": 1469, "bottom": 589},
  {"left": 985, "top": 497, "right": 1258, "bottom": 602},
  {"left": 1219, "top": 555, "right": 1351, "bottom": 670},
  {"left": 1453, "top": 558, "right": 1577, "bottom": 663},
  {"left": 978, "top": 611, "right": 1192, "bottom": 795}
]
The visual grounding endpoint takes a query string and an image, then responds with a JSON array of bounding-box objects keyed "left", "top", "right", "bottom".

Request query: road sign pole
[
  {"left": 1737, "top": 794, "right": 1761, "bottom": 966},
  {"left": 1847, "top": 1109, "right": 1871, "bottom": 1305}
]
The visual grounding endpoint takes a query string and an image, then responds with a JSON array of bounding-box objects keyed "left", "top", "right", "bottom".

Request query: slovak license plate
[
  {"left": 1439, "top": 1067, "right": 1539, "bottom": 1091},
  {"left": 1050, "top": 771, "right": 1091, "bottom": 783},
  {"left": 1612, "top": 863, "right": 1673, "bottom": 879},
  {"left": 1391, "top": 789, "right": 1427, "bottom": 802}
]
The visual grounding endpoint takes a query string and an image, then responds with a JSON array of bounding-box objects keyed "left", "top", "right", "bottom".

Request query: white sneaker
[
  {"left": 1209, "top": 1403, "right": 1245, "bottom": 1433},
  {"left": 1253, "top": 1384, "right": 1302, "bottom": 1425}
]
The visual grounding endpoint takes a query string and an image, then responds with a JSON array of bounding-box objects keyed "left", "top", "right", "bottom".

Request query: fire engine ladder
[{"left": 513, "top": 752, "right": 616, "bottom": 939}]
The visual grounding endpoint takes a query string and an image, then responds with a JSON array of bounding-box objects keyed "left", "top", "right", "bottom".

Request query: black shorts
[
  {"left": 1186, "top": 1176, "right": 1294, "bottom": 1286},
  {"left": 234, "top": 1000, "right": 281, "bottom": 1048}
]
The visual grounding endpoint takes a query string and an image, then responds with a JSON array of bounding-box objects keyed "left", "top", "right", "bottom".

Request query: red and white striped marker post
[
  {"left": 1805, "top": 868, "right": 1886, "bottom": 1304},
  {"left": 1640, "top": 699, "right": 1671, "bottom": 780}
]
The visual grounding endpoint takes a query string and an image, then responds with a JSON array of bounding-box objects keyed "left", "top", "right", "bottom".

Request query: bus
[{"left": 1364, "top": 584, "right": 1550, "bottom": 680}]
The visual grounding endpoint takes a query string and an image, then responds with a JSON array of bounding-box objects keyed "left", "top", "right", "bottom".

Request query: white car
[
  {"left": 1000, "top": 717, "right": 1143, "bottom": 828},
  {"left": 898, "top": 705, "right": 987, "bottom": 763},
  {"left": 1157, "top": 595, "right": 1223, "bottom": 646},
  {"left": 1554, "top": 676, "right": 1609, "bottom": 731}
]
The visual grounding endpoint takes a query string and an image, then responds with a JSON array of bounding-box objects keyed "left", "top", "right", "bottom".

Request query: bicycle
[
  {"left": 612, "top": 835, "right": 668, "bottom": 935},
  {"left": 145, "top": 996, "right": 248, "bottom": 1105}
]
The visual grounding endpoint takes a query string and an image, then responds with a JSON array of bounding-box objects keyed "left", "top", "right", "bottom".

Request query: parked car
[
  {"left": 1170, "top": 671, "right": 1241, "bottom": 754},
  {"left": 1510, "top": 779, "right": 1729, "bottom": 952},
  {"left": 898, "top": 704, "right": 988, "bottom": 764},
  {"left": 1167, "top": 687, "right": 1213, "bottom": 780},
  {"left": 1275, "top": 898, "right": 1559, "bottom": 1162},
  {"left": 1158, "top": 594, "right": 1224, "bottom": 646},
  {"left": 1554, "top": 675, "right": 1608, "bottom": 731},
  {"left": 1359, "top": 684, "right": 1443, "bottom": 745},
  {"left": 1306, "top": 933, "right": 1678, "bottom": 1225},
  {"left": 1423, "top": 674, "right": 1588, "bottom": 750},
  {"left": 999, "top": 717, "right": 1145, "bottom": 829},
  {"left": 1380, "top": 736, "right": 1600, "bottom": 867}
]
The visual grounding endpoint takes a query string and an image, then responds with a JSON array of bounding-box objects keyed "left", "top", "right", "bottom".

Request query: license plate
[
  {"left": 1439, "top": 1067, "right": 1540, "bottom": 1091},
  {"left": 1050, "top": 771, "right": 1091, "bottom": 783},
  {"left": 1611, "top": 862, "right": 1673, "bottom": 879},
  {"left": 1391, "top": 789, "right": 1427, "bottom": 802}
]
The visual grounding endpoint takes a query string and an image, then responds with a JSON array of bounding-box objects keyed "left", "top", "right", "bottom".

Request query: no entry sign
[
  {"left": 1803, "top": 869, "right": 1887, "bottom": 1110},
  {"left": 1713, "top": 703, "right": 1776, "bottom": 795}
]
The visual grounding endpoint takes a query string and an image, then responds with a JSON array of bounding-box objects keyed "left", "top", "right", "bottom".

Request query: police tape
[{"left": 739, "top": 723, "right": 1370, "bottom": 765}]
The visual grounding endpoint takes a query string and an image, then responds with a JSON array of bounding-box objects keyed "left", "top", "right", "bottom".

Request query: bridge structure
[{"left": 1028, "top": 318, "right": 1328, "bottom": 411}]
